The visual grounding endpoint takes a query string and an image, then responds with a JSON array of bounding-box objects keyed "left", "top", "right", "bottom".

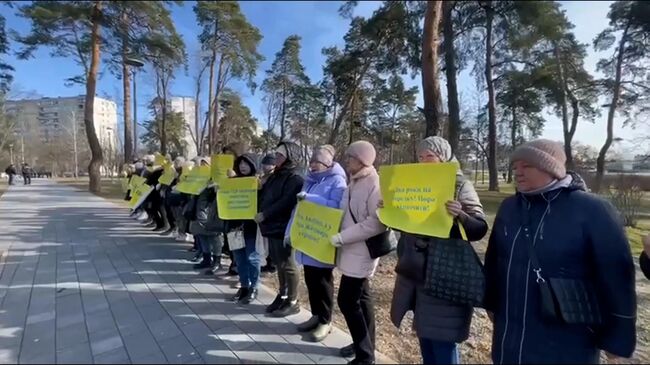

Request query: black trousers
[
  {"left": 145, "top": 191, "right": 164, "bottom": 228},
  {"left": 23, "top": 174, "right": 31, "bottom": 185},
  {"left": 338, "top": 275, "right": 376, "bottom": 362},
  {"left": 304, "top": 266, "right": 334, "bottom": 324},
  {"left": 162, "top": 188, "right": 176, "bottom": 229},
  {"left": 268, "top": 237, "right": 298, "bottom": 300}
]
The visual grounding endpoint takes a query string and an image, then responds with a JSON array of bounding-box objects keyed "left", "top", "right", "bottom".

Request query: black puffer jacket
[
  {"left": 258, "top": 142, "right": 304, "bottom": 238},
  {"left": 189, "top": 186, "right": 224, "bottom": 236}
]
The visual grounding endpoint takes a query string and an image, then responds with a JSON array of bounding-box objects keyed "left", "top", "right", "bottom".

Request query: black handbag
[
  {"left": 422, "top": 223, "right": 486, "bottom": 307},
  {"left": 521, "top": 199, "right": 602, "bottom": 325},
  {"left": 348, "top": 193, "right": 395, "bottom": 259}
]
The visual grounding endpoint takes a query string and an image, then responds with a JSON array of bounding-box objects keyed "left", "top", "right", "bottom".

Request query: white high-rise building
[
  {"left": 167, "top": 96, "right": 198, "bottom": 158},
  {"left": 5, "top": 95, "right": 118, "bottom": 153}
]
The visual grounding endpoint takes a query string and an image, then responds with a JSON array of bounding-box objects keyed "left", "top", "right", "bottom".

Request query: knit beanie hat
[
  {"left": 345, "top": 141, "right": 376, "bottom": 167},
  {"left": 511, "top": 139, "right": 567, "bottom": 180},
  {"left": 417, "top": 136, "right": 453, "bottom": 162},
  {"left": 261, "top": 153, "right": 276, "bottom": 166},
  {"left": 311, "top": 144, "right": 336, "bottom": 167}
]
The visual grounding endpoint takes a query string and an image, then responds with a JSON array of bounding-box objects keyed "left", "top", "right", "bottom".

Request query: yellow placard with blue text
[
  {"left": 158, "top": 162, "right": 176, "bottom": 186},
  {"left": 378, "top": 162, "right": 457, "bottom": 238},
  {"left": 217, "top": 177, "right": 258, "bottom": 220},
  {"left": 290, "top": 201, "right": 344, "bottom": 265},
  {"left": 175, "top": 165, "right": 210, "bottom": 195},
  {"left": 211, "top": 154, "right": 234, "bottom": 184},
  {"left": 128, "top": 175, "right": 153, "bottom": 210}
]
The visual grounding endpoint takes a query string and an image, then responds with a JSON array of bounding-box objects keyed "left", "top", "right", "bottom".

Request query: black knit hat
[{"left": 261, "top": 153, "right": 276, "bottom": 166}]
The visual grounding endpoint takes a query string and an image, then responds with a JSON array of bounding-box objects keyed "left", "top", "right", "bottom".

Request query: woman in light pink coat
[{"left": 330, "top": 140, "right": 387, "bottom": 365}]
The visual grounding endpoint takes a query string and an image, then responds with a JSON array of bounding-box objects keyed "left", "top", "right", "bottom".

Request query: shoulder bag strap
[{"left": 347, "top": 187, "right": 358, "bottom": 224}]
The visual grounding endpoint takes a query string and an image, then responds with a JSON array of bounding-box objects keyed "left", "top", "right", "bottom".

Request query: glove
[
  {"left": 254, "top": 212, "right": 265, "bottom": 224},
  {"left": 330, "top": 234, "right": 343, "bottom": 248},
  {"left": 297, "top": 192, "right": 307, "bottom": 201}
]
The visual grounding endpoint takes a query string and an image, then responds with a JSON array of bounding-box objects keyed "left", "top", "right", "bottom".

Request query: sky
[{"left": 2, "top": 1, "right": 647, "bottom": 156}]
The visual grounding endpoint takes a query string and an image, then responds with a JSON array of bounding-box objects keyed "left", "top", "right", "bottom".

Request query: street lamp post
[
  {"left": 125, "top": 57, "right": 145, "bottom": 160},
  {"left": 9, "top": 144, "right": 13, "bottom": 164}
]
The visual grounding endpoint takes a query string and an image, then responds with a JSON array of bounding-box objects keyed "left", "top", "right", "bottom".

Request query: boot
[
  {"left": 240, "top": 288, "right": 258, "bottom": 305},
  {"left": 297, "top": 316, "right": 320, "bottom": 333},
  {"left": 265, "top": 295, "right": 285, "bottom": 314},
  {"left": 340, "top": 344, "right": 355, "bottom": 358},
  {"left": 271, "top": 300, "right": 300, "bottom": 318},
  {"left": 231, "top": 287, "right": 249, "bottom": 302},
  {"left": 193, "top": 254, "right": 212, "bottom": 269},
  {"left": 308, "top": 323, "right": 332, "bottom": 342}
]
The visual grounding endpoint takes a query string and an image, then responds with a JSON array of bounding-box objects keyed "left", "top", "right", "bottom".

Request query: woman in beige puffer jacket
[{"left": 330, "top": 140, "right": 387, "bottom": 365}]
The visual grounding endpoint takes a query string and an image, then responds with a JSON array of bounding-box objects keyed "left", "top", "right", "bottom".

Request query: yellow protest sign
[
  {"left": 175, "top": 165, "right": 210, "bottom": 195},
  {"left": 290, "top": 201, "right": 344, "bottom": 265},
  {"left": 154, "top": 153, "right": 167, "bottom": 166},
  {"left": 378, "top": 162, "right": 457, "bottom": 238},
  {"left": 128, "top": 175, "right": 153, "bottom": 210},
  {"left": 211, "top": 154, "right": 234, "bottom": 183},
  {"left": 217, "top": 177, "right": 258, "bottom": 220},
  {"left": 158, "top": 162, "right": 176, "bottom": 186}
]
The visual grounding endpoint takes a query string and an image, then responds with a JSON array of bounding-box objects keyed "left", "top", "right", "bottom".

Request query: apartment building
[{"left": 167, "top": 96, "right": 198, "bottom": 158}]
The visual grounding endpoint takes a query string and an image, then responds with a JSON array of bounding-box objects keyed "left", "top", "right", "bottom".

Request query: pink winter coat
[{"left": 337, "top": 166, "right": 387, "bottom": 279}]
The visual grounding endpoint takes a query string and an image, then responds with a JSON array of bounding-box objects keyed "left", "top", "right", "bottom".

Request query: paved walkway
[{"left": 0, "top": 180, "right": 385, "bottom": 364}]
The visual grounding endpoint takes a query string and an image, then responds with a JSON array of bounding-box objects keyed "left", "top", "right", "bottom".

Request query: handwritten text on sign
[
  {"left": 290, "top": 201, "right": 343, "bottom": 265},
  {"left": 378, "top": 162, "right": 457, "bottom": 238},
  {"left": 217, "top": 177, "right": 258, "bottom": 220}
]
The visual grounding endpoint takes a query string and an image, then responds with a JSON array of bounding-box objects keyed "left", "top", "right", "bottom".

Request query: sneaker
[
  {"left": 240, "top": 288, "right": 258, "bottom": 305},
  {"left": 271, "top": 300, "right": 300, "bottom": 318},
  {"left": 184, "top": 234, "right": 194, "bottom": 243},
  {"left": 297, "top": 316, "right": 320, "bottom": 333},
  {"left": 265, "top": 295, "right": 285, "bottom": 314},
  {"left": 231, "top": 287, "right": 249, "bottom": 302},
  {"left": 230, "top": 281, "right": 242, "bottom": 289},
  {"left": 188, "top": 252, "right": 202, "bottom": 262},
  {"left": 193, "top": 255, "right": 212, "bottom": 269},
  {"left": 340, "top": 344, "right": 355, "bottom": 358},
  {"left": 308, "top": 323, "right": 332, "bottom": 342}
]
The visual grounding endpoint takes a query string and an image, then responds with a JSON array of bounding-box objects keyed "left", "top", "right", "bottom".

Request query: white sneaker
[
  {"left": 175, "top": 232, "right": 184, "bottom": 241},
  {"left": 137, "top": 212, "right": 149, "bottom": 221},
  {"left": 184, "top": 234, "right": 194, "bottom": 243}
]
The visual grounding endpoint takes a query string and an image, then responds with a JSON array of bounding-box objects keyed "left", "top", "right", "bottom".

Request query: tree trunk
[
  {"left": 211, "top": 55, "right": 225, "bottom": 151},
  {"left": 121, "top": 26, "right": 132, "bottom": 165},
  {"left": 422, "top": 0, "right": 444, "bottom": 137},
  {"left": 207, "top": 48, "right": 216, "bottom": 155},
  {"left": 443, "top": 1, "right": 461, "bottom": 154},
  {"left": 554, "top": 44, "right": 573, "bottom": 170},
  {"left": 483, "top": 1, "right": 499, "bottom": 192},
  {"left": 280, "top": 85, "right": 287, "bottom": 140},
  {"left": 507, "top": 107, "right": 517, "bottom": 184},
  {"left": 595, "top": 25, "right": 628, "bottom": 193},
  {"left": 86, "top": 0, "right": 104, "bottom": 193},
  {"left": 328, "top": 62, "right": 371, "bottom": 144}
]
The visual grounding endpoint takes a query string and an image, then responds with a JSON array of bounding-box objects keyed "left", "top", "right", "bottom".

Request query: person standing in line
[
  {"left": 221, "top": 142, "right": 246, "bottom": 276},
  {"left": 187, "top": 156, "right": 216, "bottom": 269},
  {"left": 390, "top": 137, "right": 488, "bottom": 364},
  {"left": 256, "top": 141, "right": 304, "bottom": 317},
  {"left": 288, "top": 145, "right": 347, "bottom": 342},
  {"left": 641, "top": 234, "right": 650, "bottom": 280},
  {"left": 331, "top": 141, "right": 387, "bottom": 365},
  {"left": 484, "top": 139, "right": 636, "bottom": 364},
  {"left": 5, "top": 164, "right": 16, "bottom": 185},
  {"left": 160, "top": 156, "right": 185, "bottom": 237},
  {"left": 228, "top": 154, "right": 262, "bottom": 304},
  {"left": 259, "top": 153, "right": 277, "bottom": 274}
]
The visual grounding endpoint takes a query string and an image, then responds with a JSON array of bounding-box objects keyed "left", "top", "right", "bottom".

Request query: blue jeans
[
  {"left": 232, "top": 225, "right": 260, "bottom": 289},
  {"left": 418, "top": 338, "right": 459, "bottom": 364},
  {"left": 196, "top": 235, "right": 221, "bottom": 256}
]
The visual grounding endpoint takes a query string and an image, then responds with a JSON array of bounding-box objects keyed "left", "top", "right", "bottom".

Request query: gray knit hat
[
  {"left": 511, "top": 139, "right": 566, "bottom": 180},
  {"left": 417, "top": 136, "right": 453, "bottom": 162}
]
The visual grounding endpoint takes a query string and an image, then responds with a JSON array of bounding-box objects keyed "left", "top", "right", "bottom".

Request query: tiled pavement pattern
[{"left": 0, "top": 180, "right": 393, "bottom": 364}]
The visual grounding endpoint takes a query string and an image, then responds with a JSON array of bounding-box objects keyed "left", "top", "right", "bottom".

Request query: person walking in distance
[
  {"left": 289, "top": 145, "right": 347, "bottom": 342},
  {"left": 22, "top": 163, "right": 32, "bottom": 185},
  {"left": 390, "top": 137, "right": 488, "bottom": 364},
  {"left": 331, "top": 141, "right": 388, "bottom": 365},
  {"left": 484, "top": 139, "right": 636, "bottom": 364},
  {"left": 256, "top": 141, "right": 304, "bottom": 317},
  {"left": 5, "top": 164, "right": 16, "bottom": 185}
]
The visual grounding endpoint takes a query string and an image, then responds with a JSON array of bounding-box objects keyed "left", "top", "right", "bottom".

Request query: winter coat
[
  {"left": 390, "top": 173, "right": 488, "bottom": 343},
  {"left": 641, "top": 252, "right": 650, "bottom": 280},
  {"left": 336, "top": 166, "right": 387, "bottom": 279},
  {"left": 189, "top": 186, "right": 224, "bottom": 236},
  {"left": 288, "top": 162, "right": 347, "bottom": 268},
  {"left": 258, "top": 142, "right": 304, "bottom": 238},
  {"left": 484, "top": 173, "right": 636, "bottom": 364},
  {"left": 5, "top": 166, "right": 16, "bottom": 175}
]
